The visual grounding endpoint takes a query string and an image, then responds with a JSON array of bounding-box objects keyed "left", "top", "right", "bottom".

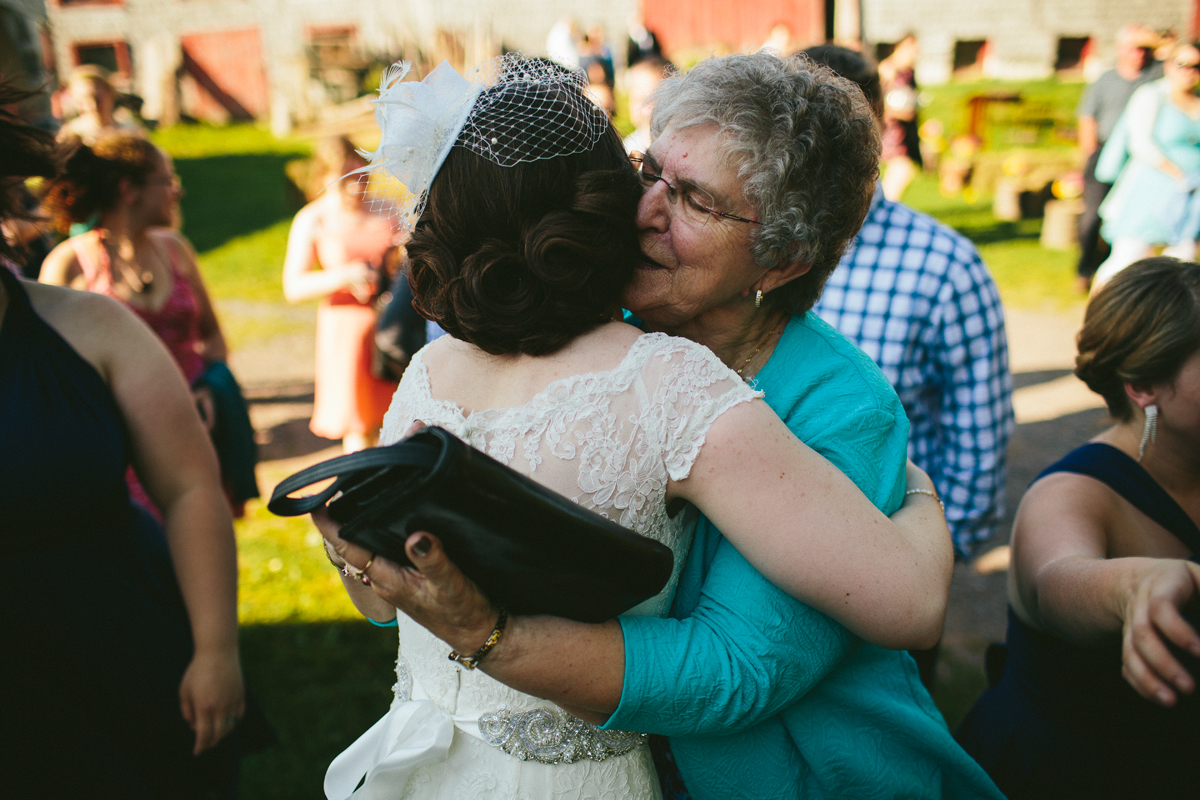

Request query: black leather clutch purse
[{"left": 268, "top": 426, "right": 674, "bottom": 623}]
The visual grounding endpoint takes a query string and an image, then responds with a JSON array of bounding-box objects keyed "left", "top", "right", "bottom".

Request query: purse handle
[{"left": 268, "top": 439, "right": 439, "bottom": 517}]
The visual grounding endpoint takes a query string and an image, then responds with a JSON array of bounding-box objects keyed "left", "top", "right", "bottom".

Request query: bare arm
[
  {"left": 32, "top": 284, "right": 245, "bottom": 753},
  {"left": 1011, "top": 474, "right": 1200, "bottom": 707},
  {"left": 38, "top": 239, "right": 85, "bottom": 287},
  {"left": 281, "top": 203, "right": 373, "bottom": 304},
  {"left": 1077, "top": 115, "right": 1098, "bottom": 157},
  {"left": 669, "top": 399, "right": 951, "bottom": 649},
  {"left": 322, "top": 464, "right": 945, "bottom": 723}
]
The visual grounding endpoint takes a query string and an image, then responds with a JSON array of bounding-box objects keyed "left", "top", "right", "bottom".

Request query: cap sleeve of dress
[{"left": 637, "top": 334, "right": 763, "bottom": 483}]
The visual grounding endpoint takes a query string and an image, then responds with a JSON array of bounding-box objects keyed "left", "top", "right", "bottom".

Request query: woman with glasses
[
  {"left": 39, "top": 135, "right": 258, "bottom": 517},
  {"left": 1094, "top": 41, "right": 1200, "bottom": 290},
  {"left": 325, "top": 53, "right": 1001, "bottom": 799}
]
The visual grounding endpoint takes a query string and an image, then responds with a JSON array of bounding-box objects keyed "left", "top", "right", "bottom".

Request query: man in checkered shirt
[{"left": 805, "top": 45, "right": 1015, "bottom": 560}]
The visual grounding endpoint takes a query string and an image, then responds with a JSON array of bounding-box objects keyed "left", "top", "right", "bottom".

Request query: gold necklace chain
[
  {"left": 734, "top": 325, "right": 782, "bottom": 379},
  {"left": 105, "top": 238, "right": 155, "bottom": 294}
]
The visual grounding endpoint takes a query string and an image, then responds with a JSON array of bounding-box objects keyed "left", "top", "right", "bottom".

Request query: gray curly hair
[{"left": 649, "top": 52, "right": 881, "bottom": 314}]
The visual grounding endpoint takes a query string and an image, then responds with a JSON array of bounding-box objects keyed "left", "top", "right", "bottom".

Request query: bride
[{"left": 316, "top": 57, "right": 950, "bottom": 799}]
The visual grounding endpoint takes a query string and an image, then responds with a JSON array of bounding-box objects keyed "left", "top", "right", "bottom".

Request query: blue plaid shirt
[{"left": 813, "top": 187, "right": 1014, "bottom": 556}]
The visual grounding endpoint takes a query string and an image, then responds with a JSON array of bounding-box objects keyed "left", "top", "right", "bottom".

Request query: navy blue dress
[
  {"left": 956, "top": 443, "right": 1200, "bottom": 799},
  {"left": 0, "top": 267, "right": 242, "bottom": 798}
]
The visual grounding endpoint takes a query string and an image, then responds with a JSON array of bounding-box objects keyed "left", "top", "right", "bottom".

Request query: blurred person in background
[
  {"left": 579, "top": 25, "right": 616, "bottom": 87},
  {"left": 1093, "top": 40, "right": 1200, "bottom": 291},
  {"left": 626, "top": 15, "right": 663, "bottom": 68},
  {"left": 56, "top": 64, "right": 143, "bottom": 146},
  {"left": 1075, "top": 25, "right": 1162, "bottom": 290},
  {"left": 877, "top": 34, "right": 922, "bottom": 201},
  {"left": 956, "top": 257, "right": 1200, "bottom": 799},
  {"left": 623, "top": 55, "right": 672, "bottom": 154},
  {"left": 808, "top": 44, "right": 1014, "bottom": 565},
  {"left": 282, "top": 135, "right": 398, "bottom": 452},
  {"left": 808, "top": 43, "right": 1014, "bottom": 689},
  {"left": 1, "top": 76, "right": 252, "bottom": 799},
  {"left": 39, "top": 135, "right": 259, "bottom": 517}
]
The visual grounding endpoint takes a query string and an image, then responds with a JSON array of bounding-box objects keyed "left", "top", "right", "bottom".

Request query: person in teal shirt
[{"left": 607, "top": 312, "right": 1002, "bottom": 798}]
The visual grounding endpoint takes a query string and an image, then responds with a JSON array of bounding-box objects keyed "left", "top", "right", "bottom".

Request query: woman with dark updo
[{"left": 957, "top": 257, "right": 1200, "bottom": 798}]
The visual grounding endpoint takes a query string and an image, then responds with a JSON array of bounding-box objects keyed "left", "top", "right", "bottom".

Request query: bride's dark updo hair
[{"left": 406, "top": 86, "right": 642, "bottom": 356}]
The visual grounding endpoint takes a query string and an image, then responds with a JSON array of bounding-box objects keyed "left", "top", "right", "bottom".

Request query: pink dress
[
  {"left": 70, "top": 230, "right": 206, "bottom": 385},
  {"left": 308, "top": 205, "right": 398, "bottom": 440},
  {"left": 70, "top": 229, "right": 206, "bottom": 517}
]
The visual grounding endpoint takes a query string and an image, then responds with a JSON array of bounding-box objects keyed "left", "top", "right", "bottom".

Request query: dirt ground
[{"left": 231, "top": 302, "right": 1104, "bottom": 677}]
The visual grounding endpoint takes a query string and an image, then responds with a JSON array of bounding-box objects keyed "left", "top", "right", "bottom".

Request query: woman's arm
[
  {"left": 669, "top": 399, "right": 952, "bottom": 650},
  {"left": 38, "top": 239, "right": 84, "bottom": 287},
  {"left": 323, "top": 477, "right": 938, "bottom": 724},
  {"left": 281, "top": 203, "right": 373, "bottom": 304},
  {"left": 166, "top": 231, "right": 227, "bottom": 364},
  {"left": 1011, "top": 473, "right": 1200, "bottom": 706},
  {"left": 40, "top": 286, "right": 246, "bottom": 753},
  {"left": 1124, "top": 82, "right": 1174, "bottom": 177}
]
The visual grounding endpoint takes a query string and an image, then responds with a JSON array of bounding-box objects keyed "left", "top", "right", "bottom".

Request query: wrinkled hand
[
  {"left": 179, "top": 648, "right": 245, "bottom": 755},
  {"left": 334, "top": 528, "right": 499, "bottom": 655},
  {"left": 1121, "top": 560, "right": 1200, "bottom": 706}
]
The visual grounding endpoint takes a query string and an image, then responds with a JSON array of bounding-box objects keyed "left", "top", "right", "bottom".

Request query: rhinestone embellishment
[
  {"left": 392, "top": 656, "right": 413, "bottom": 702},
  {"left": 479, "top": 707, "right": 646, "bottom": 764}
]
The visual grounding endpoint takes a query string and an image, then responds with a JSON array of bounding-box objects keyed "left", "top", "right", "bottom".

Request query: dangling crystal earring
[
  {"left": 755, "top": 290, "right": 763, "bottom": 309},
  {"left": 1138, "top": 404, "right": 1158, "bottom": 462}
]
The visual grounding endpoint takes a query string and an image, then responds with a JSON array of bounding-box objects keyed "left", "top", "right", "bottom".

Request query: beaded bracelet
[
  {"left": 905, "top": 487, "right": 945, "bottom": 513},
  {"left": 448, "top": 608, "right": 508, "bottom": 670}
]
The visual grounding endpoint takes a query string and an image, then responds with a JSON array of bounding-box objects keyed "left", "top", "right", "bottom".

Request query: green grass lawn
[{"left": 153, "top": 93, "right": 1084, "bottom": 795}]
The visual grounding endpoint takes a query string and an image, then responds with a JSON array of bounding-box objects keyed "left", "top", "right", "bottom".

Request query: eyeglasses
[{"left": 629, "top": 152, "right": 760, "bottom": 227}]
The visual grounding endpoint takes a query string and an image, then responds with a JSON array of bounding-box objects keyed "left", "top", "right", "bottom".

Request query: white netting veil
[{"left": 351, "top": 54, "right": 611, "bottom": 231}]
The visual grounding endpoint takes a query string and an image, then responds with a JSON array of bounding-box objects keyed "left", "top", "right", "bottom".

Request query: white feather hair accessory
[{"left": 352, "top": 54, "right": 611, "bottom": 230}]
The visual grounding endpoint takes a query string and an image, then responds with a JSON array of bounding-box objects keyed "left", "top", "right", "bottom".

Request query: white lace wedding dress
[{"left": 324, "top": 332, "right": 760, "bottom": 800}]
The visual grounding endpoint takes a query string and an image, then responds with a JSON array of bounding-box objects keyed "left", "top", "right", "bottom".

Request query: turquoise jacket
[{"left": 605, "top": 313, "right": 1002, "bottom": 799}]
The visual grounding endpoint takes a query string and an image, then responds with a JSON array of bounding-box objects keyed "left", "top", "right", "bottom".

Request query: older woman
[
  {"left": 956, "top": 257, "right": 1200, "bottom": 799},
  {"left": 327, "top": 53, "right": 1001, "bottom": 798}
]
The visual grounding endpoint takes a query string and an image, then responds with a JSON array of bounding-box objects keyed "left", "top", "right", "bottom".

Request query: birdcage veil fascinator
[{"left": 350, "top": 54, "right": 611, "bottom": 229}]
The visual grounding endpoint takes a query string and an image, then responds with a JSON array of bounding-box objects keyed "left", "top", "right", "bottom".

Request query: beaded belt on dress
[{"left": 394, "top": 656, "right": 646, "bottom": 765}]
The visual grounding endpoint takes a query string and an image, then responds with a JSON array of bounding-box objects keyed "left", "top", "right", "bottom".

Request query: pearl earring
[{"left": 1138, "top": 404, "right": 1158, "bottom": 462}]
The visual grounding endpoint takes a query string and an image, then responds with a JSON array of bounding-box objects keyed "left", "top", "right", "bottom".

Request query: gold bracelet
[
  {"left": 905, "top": 487, "right": 945, "bottom": 513},
  {"left": 448, "top": 608, "right": 508, "bottom": 670}
]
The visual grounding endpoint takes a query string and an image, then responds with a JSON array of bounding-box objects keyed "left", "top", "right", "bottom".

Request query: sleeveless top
[
  {"left": 0, "top": 266, "right": 240, "bottom": 797},
  {"left": 1012, "top": 444, "right": 1200, "bottom": 739},
  {"left": 956, "top": 442, "right": 1200, "bottom": 799},
  {"left": 70, "top": 229, "right": 205, "bottom": 384}
]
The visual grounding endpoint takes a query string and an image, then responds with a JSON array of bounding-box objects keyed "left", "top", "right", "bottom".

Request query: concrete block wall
[
  {"left": 46, "top": 0, "right": 637, "bottom": 126},
  {"left": 864, "top": 0, "right": 1194, "bottom": 84}
]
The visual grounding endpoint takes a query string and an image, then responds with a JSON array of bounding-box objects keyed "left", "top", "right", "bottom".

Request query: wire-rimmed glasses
[{"left": 629, "top": 152, "right": 760, "bottom": 227}]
